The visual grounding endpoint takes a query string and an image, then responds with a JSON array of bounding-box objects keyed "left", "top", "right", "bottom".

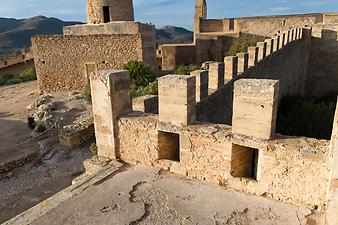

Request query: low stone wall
[
  {"left": 160, "top": 44, "right": 196, "bottom": 71},
  {"left": 32, "top": 34, "right": 143, "bottom": 92},
  {"left": 118, "top": 114, "right": 331, "bottom": 210}
]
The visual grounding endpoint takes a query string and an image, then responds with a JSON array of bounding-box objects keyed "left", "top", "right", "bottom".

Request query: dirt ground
[{"left": 0, "top": 81, "right": 93, "bottom": 223}]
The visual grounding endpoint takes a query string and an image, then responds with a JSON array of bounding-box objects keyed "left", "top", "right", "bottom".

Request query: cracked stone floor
[{"left": 31, "top": 164, "right": 311, "bottom": 225}]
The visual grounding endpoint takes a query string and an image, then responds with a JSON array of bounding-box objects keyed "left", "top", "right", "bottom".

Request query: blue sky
[{"left": 0, "top": 0, "right": 338, "bottom": 29}]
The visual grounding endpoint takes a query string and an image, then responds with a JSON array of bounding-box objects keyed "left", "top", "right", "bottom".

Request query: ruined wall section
[
  {"left": 32, "top": 34, "right": 141, "bottom": 92},
  {"left": 118, "top": 114, "right": 331, "bottom": 210}
]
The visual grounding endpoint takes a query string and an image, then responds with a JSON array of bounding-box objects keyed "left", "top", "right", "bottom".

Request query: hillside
[
  {"left": 0, "top": 16, "right": 81, "bottom": 50},
  {"left": 156, "top": 26, "right": 193, "bottom": 44},
  {"left": 0, "top": 16, "right": 193, "bottom": 53}
]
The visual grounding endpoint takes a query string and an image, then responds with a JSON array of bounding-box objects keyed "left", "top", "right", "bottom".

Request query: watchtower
[
  {"left": 194, "top": 0, "right": 207, "bottom": 40},
  {"left": 86, "top": 0, "right": 134, "bottom": 24}
]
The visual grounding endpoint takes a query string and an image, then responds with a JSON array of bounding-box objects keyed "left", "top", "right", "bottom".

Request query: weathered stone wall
[
  {"left": 118, "top": 114, "right": 331, "bottom": 210},
  {"left": 86, "top": 0, "right": 134, "bottom": 24},
  {"left": 160, "top": 44, "right": 196, "bottom": 71},
  {"left": 197, "top": 28, "right": 310, "bottom": 125},
  {"left": 198, "top": 13, "right": 323, "bottom": 37},
  {"left": 32, "top": 34, "right": 142, "bottom": 92},
  {"left": 0, "top": 60, "right": 34, "bottom": 77}
]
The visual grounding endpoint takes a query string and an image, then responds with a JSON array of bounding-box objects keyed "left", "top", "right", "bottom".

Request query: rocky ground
[
  {"left": 0, "top": 81, "right": 93, "bottom": 223},
  {"left": 30, "top": 164, "right": 311, "bottom": 225}
]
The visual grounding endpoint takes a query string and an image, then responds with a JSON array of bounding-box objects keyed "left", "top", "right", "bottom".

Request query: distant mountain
[
  {"left": 156, "top": 26, "right": 193, "bottom": 44},
  {"left": 0, "top": 16, "right": 82, "bottom": 49},
  {"left": 0, "top": 17, "right": 193, "bottom": 51}
]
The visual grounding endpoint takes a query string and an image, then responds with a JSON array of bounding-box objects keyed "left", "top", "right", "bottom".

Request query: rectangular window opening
[
  {"left": 229, "top": 18, "right": 235, "bottom": 31},
  {"left": 103, "top": 6, "right": 110, "bottom": 23},
  {"left": 231, "top": 144, "right": 259, "bottom": 180},
  {"left": 158, "top": 131, "right": 180, "bottom": 162}
]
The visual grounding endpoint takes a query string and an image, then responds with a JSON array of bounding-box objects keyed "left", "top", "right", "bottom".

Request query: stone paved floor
[{"left": 31, "top": 164, "right": 311, "bottom": 225}]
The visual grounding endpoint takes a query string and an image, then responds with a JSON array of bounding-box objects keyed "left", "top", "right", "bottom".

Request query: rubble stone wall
[
  {"left": 118, "top": 114, "right": 331, "bottom": 210},
  {"left": 32, "top": 34, "right": 142, "bottom": 92}
]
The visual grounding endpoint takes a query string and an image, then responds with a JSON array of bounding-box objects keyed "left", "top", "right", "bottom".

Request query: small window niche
[
  {"left": 229, "top": 18, "right": 235, "bottom": 31},
  {"left": 231, "top": 144, "right": 259, "bottom": 180},
  {"left": 103, "top": 6, "right": 110, "bottom": 23},
  {"left": 158, "top": 131, "right": 180, "bottom": 162}
]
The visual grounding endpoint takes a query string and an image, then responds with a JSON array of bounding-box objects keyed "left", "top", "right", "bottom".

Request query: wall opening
[
  {"left": 103, "top": 6, "right": 110, "bottom": 23},
  {"left": 231, "top": 144, "right": 259, "bottom": 180},
  {"left": 158, "top": 131, "right": 180, "bottom": 162},
  {"left": 229, "top": 18, "right": 235, "bottom": 31}
]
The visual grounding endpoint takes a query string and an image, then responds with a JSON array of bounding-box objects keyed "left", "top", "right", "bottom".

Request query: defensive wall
[
  {"left": 32, "top": 21, "right": 156, "bottom": 92},
  {"left": 0, "top": 50, "right": 34, "bottom": 77},
  {"left": 159, "top": 11, "right": 338, "bottom": 71},
  {"left": 89, "top": 42, "right": 338, "bottom": 223}
]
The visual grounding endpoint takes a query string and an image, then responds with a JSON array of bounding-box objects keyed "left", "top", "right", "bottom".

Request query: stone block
[
  {"left": 209, "top": 62, "right": 225, "bottom": 91},
  {"left": 236, "top": 53, "right": 249, "bottom": 75},
  {"left": 224, "top": 56, "right": 238, "bottom": 81},
  {"left": 90, "top": 70, "right": 132, "bottom": 159},
  {"left": 232, "top": 79, "right": 279, "bottom": 139},
  {"left": 132, "top": 95, "right": 159, "bottom": 113},
  {"left": 265, "top": 39, "right": 274, "bottom": 56},
  {"left": 190, "top": 70, "right": 209, "bottom": 102},
  {"left": 158, "top": 75, "right": 196, "bottom": 125},
  {"left": 247, "top": 47, "right": 258, "bottom": 68},
  {"left": 257, "top": 42, "right": 267, "bottom": 61},
  {"left": 272, "top": 36, "right": 279, "bottom": 52},
  {"left": 282, "top": 32, "right": 288, "bottom": 46}
]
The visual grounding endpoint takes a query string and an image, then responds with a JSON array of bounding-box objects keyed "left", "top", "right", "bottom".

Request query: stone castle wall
[
  {"left": 32, "top": 34, "right": 142, "bottom": 92},
  {"left": 86, "top": 0, "right": 134, "bottom": 24},
  {"left": 118, "top": 114, "right": 331, "bottom": 210}
]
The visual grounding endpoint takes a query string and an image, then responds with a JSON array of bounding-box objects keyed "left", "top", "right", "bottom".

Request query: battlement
[{"left": 0, "top": 49, "right": 33, "bottom": 69}]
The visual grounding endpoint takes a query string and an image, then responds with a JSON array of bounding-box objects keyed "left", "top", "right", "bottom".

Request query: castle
[{"left": 28, "top": 0, "right": 338, "bottom": 224}]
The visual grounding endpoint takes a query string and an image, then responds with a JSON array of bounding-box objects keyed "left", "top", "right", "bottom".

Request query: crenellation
[
  {"left": 224, "top": 56, "right": 238, "bottom": 81},
  {"left": 190, "top": 70, "right": 209, "bottom": 102},
  {"left": 257, "top": 42, "right": 267, "bottom": 61},
  {"left": 247, "top": 46, "right": 258, "bottom": 68},
  {"left": 158, "top": 75, "right": 196, "bottom": 126},
  {"left": 236, "top": 52, "right": 249, "bottom": 75},
  {"left": 265, "top": 39, "right": 274, "bottom": 56},
  {"left": 232, "top": 79, "right": 279, "bottom": 140},
  {"left": 208, "top": 62, "right": 225, "bottom": 91}
]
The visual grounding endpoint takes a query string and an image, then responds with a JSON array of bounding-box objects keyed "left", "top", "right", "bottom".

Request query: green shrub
[
  {"left": 90, "top": 143, "right": 98, "bottom": 155},
  {"left": 276, "top": 94, "right": 336, "bottom": 139},
  {"left": 83, "top": 86, "right": 92, "bottom": 105},
  {"left": 123, "top": 60, "right": 155, "bottom": 87},
  {"left": 19, "top": 68, "right": 36, "bottom": 82},
  {"left": 6, "top": 77, "right": 22, "bottom": 85},
  {"left": 176, "top": 64, "right": 200, "bottom": 75},
  {"left": 130, "top": 80, "right": 158, "bottom": 99},
  {"left": 226, "top": 36, "right": 258, "bottom": 56}
]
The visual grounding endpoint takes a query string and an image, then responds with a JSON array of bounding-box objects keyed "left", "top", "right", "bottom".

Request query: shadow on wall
[{"left": 276, "top": 94, "right": 337, "bottom": 140}]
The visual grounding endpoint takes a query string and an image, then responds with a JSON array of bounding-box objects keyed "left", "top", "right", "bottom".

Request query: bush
[
  {"left": 226, "top": 36, "right": 258, "bottom": 56},
  {"left": 130, "top": 80, "right": 158, "bottom": 99},
  {"left": 123, "top": 60, "right": 156, "bottom": 87},
  {"left": 0, "top": 74, "right": 14, "bottom": 85},
  {"left": 19, "top": 68, "right": 36, "bottom": 82},
  {"left": 90, "top": 143, "right": 98, "bottom": 155},
  {"left": 276, "top": 94, "right": 337, "bottom": 139},
  {"left": 176, "top": 64, "right": 200, "bottom": 75},
  {"left": 6, "top": 77, "right": 22, "bottom": 85},
  {"left": 83, "top": 86, "right": 92, "bottom": 105}
]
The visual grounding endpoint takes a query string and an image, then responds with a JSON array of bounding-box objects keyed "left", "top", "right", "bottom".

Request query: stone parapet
[
  {"left": 90, "top": 70, "right": 131, "bottom": 159},
  {"left": 236, "top": 53, "right": 248, "bottom": 75},
  {"left": 208, "top": 62, "right": 225, "bottom": 91},
  {"left": 224, "top": 56, "right": 238, "bottom": 81},
  {"left": 232, "top": 79, "right": 279, "bottom": 139},
  {"left": 190, "top": 70, "right": 209, "bottom": 102},
  {"left": 158, "top": 75, "right": 196, "bottom": 126},
  {"left": 247, "top": 47, "right": 258, "bottom": 68}
]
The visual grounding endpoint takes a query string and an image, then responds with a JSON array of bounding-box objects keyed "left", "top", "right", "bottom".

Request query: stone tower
[
  {"left": 86, "top": 0, "right": 134, "bottom": 24},
  {"left": 194, "top": 0, "right": 207, "bottom": 40}
]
